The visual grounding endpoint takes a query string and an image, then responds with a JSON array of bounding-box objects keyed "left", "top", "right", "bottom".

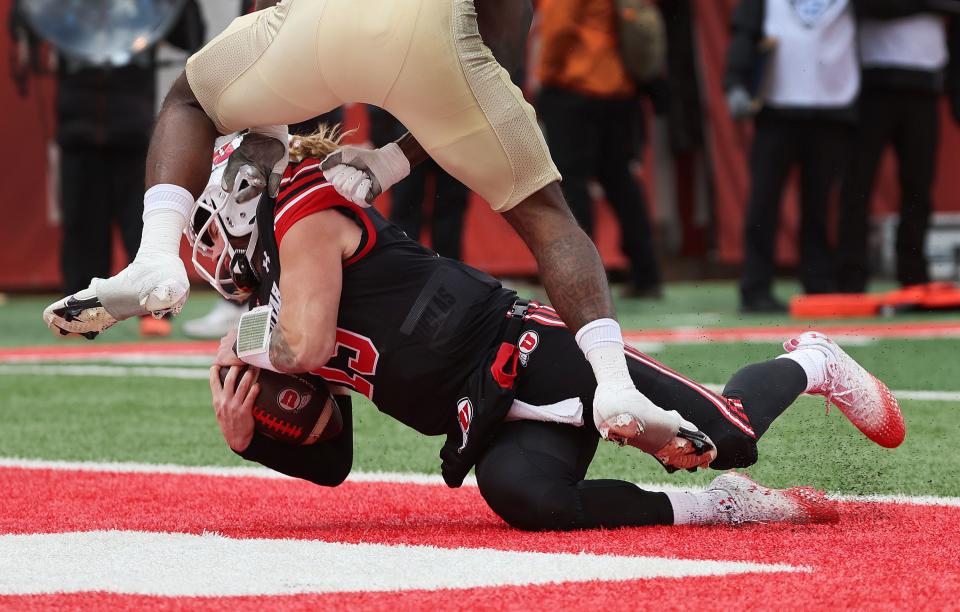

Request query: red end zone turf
[{"left": 0, "top": 467, "right": 958, "bottom": 610}]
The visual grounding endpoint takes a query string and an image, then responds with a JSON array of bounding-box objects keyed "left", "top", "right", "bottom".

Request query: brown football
[{"left": 218, "top": 366, "right": 342, "bottom": 445}]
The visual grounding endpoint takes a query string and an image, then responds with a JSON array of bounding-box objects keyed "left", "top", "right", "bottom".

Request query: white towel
[{"left": 505, "top": 398, "right": 584, "bottom": 426}]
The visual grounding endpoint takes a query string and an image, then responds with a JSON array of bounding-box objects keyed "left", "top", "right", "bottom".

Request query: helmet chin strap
[{"left": 229, "top": 247, "right": 260, "bottom": 296}]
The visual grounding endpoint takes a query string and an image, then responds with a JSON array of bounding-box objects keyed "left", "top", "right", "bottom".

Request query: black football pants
[
  {"left": 390, "top": 161, "right": 470, "bottom": 261},
  {"left": 538, "top": 87, "right": 662, "bottom": 291},
  {"left": 838, "top": 89, "right": 938, "bottom": 292},
  {"left": 739, "top": 111, "right": 853, "bottom": 301},
  {"left": 59, "top": 145, "right": 146, "bottom": 295},
  {"left": 475, "top": 313, "right": 807, "bottom": 531}
]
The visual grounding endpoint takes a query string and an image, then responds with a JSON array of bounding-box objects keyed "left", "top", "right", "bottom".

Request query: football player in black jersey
[{"left": 195, "top": 130, "right": 904, "bottom": 530}]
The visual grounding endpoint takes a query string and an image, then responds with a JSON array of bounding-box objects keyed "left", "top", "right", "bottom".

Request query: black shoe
[{"left": 739, "top": 294, "right": 787, "bottom": 314}]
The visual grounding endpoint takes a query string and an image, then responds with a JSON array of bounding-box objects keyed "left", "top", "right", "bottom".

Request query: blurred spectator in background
[
  {"left": 838, "top": 3, "right": 959, "bottom": 292},
  {"left": 11, "top": 0, "right": 205, "bottom": 335},
  {"left": 536, "top": 0, "right": 664, "bottom": 298},
  {"left": 653, "top": 0, "right": 711, "bottom": 259},
  {"left": 726, "top": 0, "right": 858, "bottom": 313},
  {"left": 367, "top": 107, "right": 470, "bottom": 261}
]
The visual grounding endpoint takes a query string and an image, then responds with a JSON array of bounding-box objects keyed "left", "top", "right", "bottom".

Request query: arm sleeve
[
  {"left": 236, "top": 394, "right": 354, "bottom": 486},
  {"left": 724, "top": 0, "right": 765, "bottom": 92}
]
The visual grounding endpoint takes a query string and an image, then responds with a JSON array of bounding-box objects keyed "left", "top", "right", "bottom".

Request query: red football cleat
[{"left": 784, "top": 331, "right": 905, "bottom": 448}]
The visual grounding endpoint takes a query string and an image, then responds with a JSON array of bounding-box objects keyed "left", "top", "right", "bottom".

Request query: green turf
[
  {"left": 1, "top": 285, "right": 958, "bottom": 497},
  {"left": 0, "top": 343, "right": 957, "bottom": 497},
  {"left": 6, "top": 280, "right": 960, "bottom": 348}
]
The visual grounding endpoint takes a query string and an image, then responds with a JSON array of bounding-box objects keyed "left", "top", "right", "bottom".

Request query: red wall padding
[{"left": 1, "top": 0, "right": 958, "bottom": 290}]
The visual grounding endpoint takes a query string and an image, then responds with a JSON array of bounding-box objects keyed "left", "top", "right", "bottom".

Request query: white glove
[
  {"left": 222, "top": 125, "right": 289, "bottom": 202},
  {"left": 320, "top": 142, "right": 410, "bottom": 206},
  {"left": 592, "top": 381, "right": 681, "bottom": 452},
  {"left": 42, "top": 252, "right": 189, "bottom": 339},
  {"left": 578, "top": 319, "right": 716, "bottom": 471}
]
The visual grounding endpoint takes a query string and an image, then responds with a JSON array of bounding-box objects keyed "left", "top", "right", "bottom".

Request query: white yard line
[
  {"left": 0, "top": 354, "right": 216, "bottom": 366},
  {"left": 0, "top": 364, "right": 209, "bottom": 380},
  {"left": 1, "top": 457, "right": 958, "bottom": 508},
  {"left": 2, "top": 363, "right": 960, "bottom": 402}
]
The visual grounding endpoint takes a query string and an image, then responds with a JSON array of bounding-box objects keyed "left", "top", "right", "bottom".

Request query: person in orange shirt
[{"left": 537, "top": 0, "right": 662, "bottom": 297}]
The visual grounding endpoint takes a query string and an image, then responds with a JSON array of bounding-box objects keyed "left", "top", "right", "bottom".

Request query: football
[{"left": 218, "top": 366, "right": 342, "bottom": 445}]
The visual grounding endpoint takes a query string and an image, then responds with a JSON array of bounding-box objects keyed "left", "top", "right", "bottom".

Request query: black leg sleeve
[
  {"left": 476, "top": 420, "right": 673, "bottom": 531},
  {"left": 722, "top": 358, "right": 807, "bottom": 439},
  {"left": 237, "top": 395, "right": 353, "bottom": 486}
]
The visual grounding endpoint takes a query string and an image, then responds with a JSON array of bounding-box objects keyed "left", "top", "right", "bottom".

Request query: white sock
[
  {"left": 576, "top": 319, "right": 631, "bottom": 389},
  {"left": 777, "top": 349, "right": 828, "bottom": 392},
  {"left": 665, "top": 490, "right": 728, "bottom": 525},
  {"left": 137, "top": 184, "right": 193, "bottom": 260}
]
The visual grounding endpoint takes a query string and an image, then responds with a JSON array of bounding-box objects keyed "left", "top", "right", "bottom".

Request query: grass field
[
  {"left": 1, "top": 285, "right": 957, "bottom": 495},
  {"left": 1, "top": 283, "right": 958, "bottom": 609}
]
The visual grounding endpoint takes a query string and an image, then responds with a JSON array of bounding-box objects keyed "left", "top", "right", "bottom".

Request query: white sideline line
[
  {"left": 0, "top": 355, "right": 217, "bottom": 366},
  {"left": 0, "top": 364, "right": 209, "bottom": 380},
  {"left": 1, "top": 457, "right": 958, "bottom": 508},
  {"left": 2, "top": 363, "right": 960, "bottom": 403}
]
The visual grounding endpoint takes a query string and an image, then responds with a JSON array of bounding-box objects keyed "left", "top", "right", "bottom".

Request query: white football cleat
[
  {"left": 43, "top": 255, "right": 189, "bottom": 340},
  {"left": 708, "top": 472, "right": 839, "bottom": 525},
  {"left": 784, "top": 331, "right": 905, "bottom": 448}
]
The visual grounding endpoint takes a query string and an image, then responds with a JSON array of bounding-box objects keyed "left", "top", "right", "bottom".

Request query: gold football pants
[{"left": 186, "top": 0, "right": 560, "bottom": 211}]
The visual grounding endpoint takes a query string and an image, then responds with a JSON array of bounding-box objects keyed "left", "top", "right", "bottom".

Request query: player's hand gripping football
[
  {"left": 320, "top": 143, "right": 410, "bottom": 206},
  {"left": 209, "top": 364, "right": 260, "bottom": 453}
]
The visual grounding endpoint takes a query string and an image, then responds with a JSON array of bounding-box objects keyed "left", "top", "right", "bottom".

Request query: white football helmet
[{"left": 186, "top": 134, "right": 261, "bottom": 302}]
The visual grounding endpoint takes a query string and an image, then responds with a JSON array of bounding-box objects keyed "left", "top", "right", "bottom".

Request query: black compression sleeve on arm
[{"left": 237, "top": 395, "right": 354, "bottom": 486}]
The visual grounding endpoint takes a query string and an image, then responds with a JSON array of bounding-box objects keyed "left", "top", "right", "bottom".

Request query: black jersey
[{"left": 249, "top": 159, "right": 518, "bottom": 436}]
